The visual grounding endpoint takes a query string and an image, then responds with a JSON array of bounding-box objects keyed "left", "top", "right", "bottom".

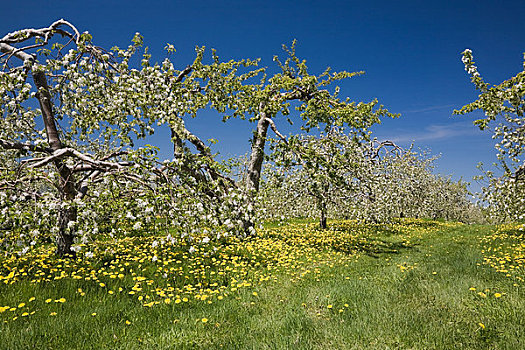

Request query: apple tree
[{"left": 455, "top": 49, "right": 524, "bottom": 222}]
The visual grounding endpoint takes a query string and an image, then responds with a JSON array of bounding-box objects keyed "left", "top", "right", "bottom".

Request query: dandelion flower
[{"left": 201, "top": 318, "right": 208, "bottom": 323}]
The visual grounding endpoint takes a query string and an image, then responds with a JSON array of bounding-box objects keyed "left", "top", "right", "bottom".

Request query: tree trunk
[
  {"left": 170, "top": 128, "right": 184, "bottom": 157},
  {"left": 320, "top": 212, "right": 327, "bottom": 229},
  {"left": 56, "top": 206, "right": 77, "bottom": 257},
  {"left": 319, "top": 201, "right": 327, "bottom": 229},
  {"left": 246, "top": 113, "right": 270, "bottom": 192},
  {"left": 33, "top": 69, "right": 78, "bottom": 256}
]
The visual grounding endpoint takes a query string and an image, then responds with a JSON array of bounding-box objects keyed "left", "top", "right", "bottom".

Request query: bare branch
[
  {"left": 174, "top": 65, "right": 192, "bottom": 83},
  {"left": 0, "top": 42, "right": 34, "bottom": 65},
  {"left": 265, "top": 117, "right": 288, "bottom": 144},
  {"left": 25, "top": 148, "right": 133, "bottom": 170},
  {"left": 0, "top": 19, "right": 80, "bottom": 45}
]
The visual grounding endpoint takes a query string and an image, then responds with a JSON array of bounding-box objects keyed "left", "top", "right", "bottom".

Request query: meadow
[{"left": 1, "top": 219, "right": 525, "bottom": 349}]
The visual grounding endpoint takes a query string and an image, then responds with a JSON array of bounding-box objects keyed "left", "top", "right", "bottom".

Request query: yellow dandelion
[
  {"left": 125, "top": 320, "right": 131, "bottom": 325},
  {"left": 201, "top": 318, "right": 208, "bottom": 323},
  {"left": 327, "top": 304, "right": 333, "bottom": 309},
  {"left": 91, "top": 312, "right": 97, "bottom": 316},
  {"left": 494, "top": 293, "right": 502, "bottom": 298},
  {"left": 479, "top": 322, "right": 485, "bottom": 329},
  {"left": 50, "top": 312, "right": 57, "bottom": 316},
  {"left": 18, "top": 303, "right": 25, "bottom": 308}
]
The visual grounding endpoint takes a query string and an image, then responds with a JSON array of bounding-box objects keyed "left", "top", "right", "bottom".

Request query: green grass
[{"left": 1, "top": 220, "right": 525, "bottom": 349}]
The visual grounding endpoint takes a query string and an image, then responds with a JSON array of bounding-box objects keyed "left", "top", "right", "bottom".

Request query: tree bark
[
  {"left": 170, "top": 128, "right": 184, "bottom": 157},
  {"left": 246, "top": 112, "right": 270, "bottom": 192},
  {"left": 33, "top": 69, "right": 78, "bottom": 256},
  {"left": 319, "top": 206, "right": 327, "bottom": 229},
  {"left": 56, "top": 206, "right": 77, "bottom": 257}
]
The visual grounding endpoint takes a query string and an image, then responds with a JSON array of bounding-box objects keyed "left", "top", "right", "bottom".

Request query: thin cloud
[
  {"left": 379, "top": 122, "right": 481, "bottom": 143},
  {"left": 402, "top": 104, "right": 455, "bottom": 114}
]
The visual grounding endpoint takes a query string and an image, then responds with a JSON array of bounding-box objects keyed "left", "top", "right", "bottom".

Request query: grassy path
[{"left": 1, "top": 222, "right": 525, "bottom": 349}]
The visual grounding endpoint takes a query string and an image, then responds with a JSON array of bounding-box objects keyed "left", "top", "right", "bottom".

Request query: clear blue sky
[{"left": 3, "top": 0, "right": 525, "bottom": 194}]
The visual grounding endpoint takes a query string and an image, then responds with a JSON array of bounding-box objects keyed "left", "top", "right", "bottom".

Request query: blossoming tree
[
  {"left": 456, "top": 49, "right": 525, "bottom": 222},
  {"left": 223, "top": 41, "right": 397, "bottom": 194},
  {"left": 0, "top": 20, "right": 258, "bottom": 256}
]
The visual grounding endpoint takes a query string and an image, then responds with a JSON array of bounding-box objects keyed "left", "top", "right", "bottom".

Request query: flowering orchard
[
  {"left": 0, "top": 20, "right": 496, "bottom": 261},
  {"left": 259, "top": 128, "right": 475, "bottom": 226},
  {"left": 456, "top": 49, "right": 525, "bottom": 222},
  {"left": 0, "top": 20, "right": 402, "bottom": 257}
]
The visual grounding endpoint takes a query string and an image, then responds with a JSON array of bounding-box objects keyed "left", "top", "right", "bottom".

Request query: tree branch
[
  {"left": 265, "top": 117, "right": 288, "bottom": 144},
  {"left": 0, "top": 139, "right": 52, "bottom": 153}
]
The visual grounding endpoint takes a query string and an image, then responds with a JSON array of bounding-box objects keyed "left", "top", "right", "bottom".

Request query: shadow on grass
[{"left": 351, "top": 238, "right": 416, "bottom": 258}]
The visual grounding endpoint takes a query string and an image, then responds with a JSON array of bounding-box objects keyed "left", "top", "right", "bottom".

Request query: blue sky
[{"left": 3, "top": 0, "right": 525, "bottom": 194}]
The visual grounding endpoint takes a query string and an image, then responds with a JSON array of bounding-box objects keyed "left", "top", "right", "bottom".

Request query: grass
[{"left": 1, "top": 219, "right": 525, "bottom": 349}]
